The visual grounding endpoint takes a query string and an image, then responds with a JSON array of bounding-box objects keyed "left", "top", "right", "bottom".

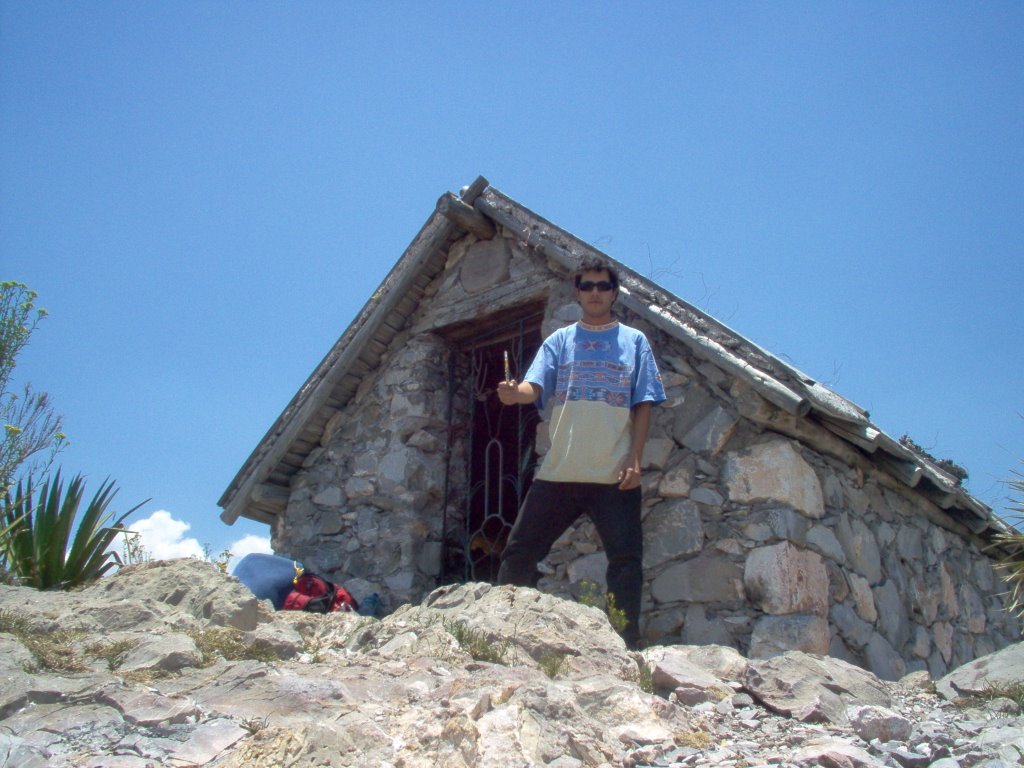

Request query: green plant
[
  {"left": 674, "top": 729, "right": 713, "bottom": 749},
  {"left": 85, "top": 638, "right": 139, "bottom": 671},
  {"left": 240, "top": 716, "right": 269, "bottom": 735},
  {"left": 202, "top": 542, "right": 234, "bottom": 574},
  {"left": 119, "top": 530, "right": 151, "bottom": 565},
  {"left": 951, "top": 678, "right": 1024, "bottom": 711},
  {"left": 991, "top": 461, "right": 1024, "bottom": 616},
  {"left": 0, "top": 471, "right": 146, "bottom": 589},
  {"left": 0, "top": 282, "right": 67, "bottom": 492},
  {"left": 187, "top": 627, "right": 279, "bottom": 666},
  {"left": 0, "top": 607, "right": 86, "bottom": 672},
  {"left": 538, "top": 650, "right": 568, "bottom": 679},
  {"left": 443, "top": 619, "right": 509, "bottom": 664},
  {"left": 0, "top": 606, "right": 32, "bottom": 635},
  {"left": 577, "top": 580, "right": 629, "bottom": 634},
  {"left": 638, "top": 663, "right": 654, "bottom": 693}
]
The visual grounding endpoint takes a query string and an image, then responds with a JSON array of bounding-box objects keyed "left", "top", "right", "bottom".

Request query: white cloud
[
  {"left": 227, "top": 534, "right": 273, "bottom": 572},
  {"left": 121, "top": 509, "right": 204, "bottom": 561}
]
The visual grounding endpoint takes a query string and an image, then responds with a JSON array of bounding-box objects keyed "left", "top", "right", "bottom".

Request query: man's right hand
[{"left": 496, "top": 379, "right": 520, "bottom": 405}]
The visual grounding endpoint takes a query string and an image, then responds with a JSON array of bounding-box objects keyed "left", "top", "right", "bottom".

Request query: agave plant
[
  {"left": 992, "top": 461, "right": 1024, "bottom": 616},
  {"left": 0, "top": 471, "right": 145, "bottom": 590}
]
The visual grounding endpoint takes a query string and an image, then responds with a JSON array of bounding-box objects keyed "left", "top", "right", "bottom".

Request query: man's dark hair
[{"left": 574, "top": 257, "right": 620, "bottom": 290}]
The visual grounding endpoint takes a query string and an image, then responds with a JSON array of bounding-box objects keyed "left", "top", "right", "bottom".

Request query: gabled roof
[{"left": 219, "top": 176, "right": 1006, "bottom": 543}]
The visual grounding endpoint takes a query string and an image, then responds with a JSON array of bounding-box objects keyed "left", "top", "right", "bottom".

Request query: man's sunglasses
[{"left": 577, "top": 280, "right": 615, "bottom": 292}]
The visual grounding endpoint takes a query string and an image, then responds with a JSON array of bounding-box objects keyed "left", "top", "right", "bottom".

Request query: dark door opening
[
  {"left": 465, "top": 335, "right": 541, "bottom": 581},
  {"left": 440, "top": 312, "right": 543, "bottom": 584}
]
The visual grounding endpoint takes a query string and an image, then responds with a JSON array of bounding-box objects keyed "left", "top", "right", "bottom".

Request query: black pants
[{"left": 497, "top": 479, "right": 643, "bottom": 644}]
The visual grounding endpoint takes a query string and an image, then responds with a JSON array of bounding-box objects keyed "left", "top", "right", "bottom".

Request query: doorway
[{"left": 441, "top": 311, "right": 543, "bottom": 583}]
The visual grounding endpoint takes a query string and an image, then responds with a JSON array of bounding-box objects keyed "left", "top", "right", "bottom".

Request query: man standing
[{"left": 495, "top": 258, "right": 666, "bottom": 648}]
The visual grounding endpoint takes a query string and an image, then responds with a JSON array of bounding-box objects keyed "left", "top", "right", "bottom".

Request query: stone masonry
[{"left": 273, "top": 225, "right": 1019, "bottom": 681}]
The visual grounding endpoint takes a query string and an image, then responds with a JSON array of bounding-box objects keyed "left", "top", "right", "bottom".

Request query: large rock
[
  {"left": 744, "top": 541, "right": 828, "bottom": 617},
  {"left": 935, "top": 642, "right": 1024, "bottom": 700},
  {"left": 0, "top": 557, "right": 1021, "bottom": 767},
  {"left": 743, "top": 651, "right": 890, "bottom": 725},
  {"left": 723, "top": 439, "right": 825, "bottom": 519}
]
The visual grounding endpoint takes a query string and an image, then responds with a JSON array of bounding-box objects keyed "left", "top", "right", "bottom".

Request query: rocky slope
[{"left": 0, "top": 558, "right": 1022, "bottom": 767}]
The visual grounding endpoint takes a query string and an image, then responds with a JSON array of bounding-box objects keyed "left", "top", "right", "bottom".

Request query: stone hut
[{"left": 219, "top": 176, "right": 1019, "bottom": 680}]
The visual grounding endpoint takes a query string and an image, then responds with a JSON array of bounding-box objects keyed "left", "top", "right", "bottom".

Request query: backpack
[{"left": 283, "top": 568, "right": 359, "bottom": 614}]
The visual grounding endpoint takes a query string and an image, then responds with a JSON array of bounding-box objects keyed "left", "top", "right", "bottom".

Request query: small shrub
[
  {"left": 443, "top": 619, "right": 508, "bottom": 665},
  {"left": 675, "top": 729, "right": 713, "bottom": 749},
  {"left": 638, "top": 663, "right": 654, "bottom": 693},
  {"left": 0, "top": 608, "right": 86, "bottom": 672},
  {"left": 202, "top": 543, "right": 233, "bottom": 574},
  {"left": 538, "top": 650, "right": 568, "bottom": 679},
  {"left": 188, "top": 627, "right": 279, "bottom": 666},
  {"left": 240, "top": 715, "right": 269, "bottom": 734},
  {"left": 577, "top": 580, "right": 628, "bottom": 634},
  {"left": 118, "top": 531, "right": 151, "bottom": 566},
  {"left": 85, "top": 638, "right": 139, "bottom": 671},
  {"left": 0, "top": 606, "right": 32, "bottom": 635},
  {"left": 953, "top": 680, "right": 1024, "bottom": 711}
]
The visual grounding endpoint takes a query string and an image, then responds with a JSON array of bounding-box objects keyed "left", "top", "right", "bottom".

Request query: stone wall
[{"left": 274, "top": 226, "right": 1019, "bottom": 680}]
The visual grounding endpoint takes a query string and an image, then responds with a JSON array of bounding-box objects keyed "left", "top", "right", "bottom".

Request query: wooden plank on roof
[
  {"left": 383, "top": 311, "right": 407, "bottom": 331},
  {"left": 316, "top": 405, "right": 338, "bottom": 421},
  {"left": 247, "top": 505, "right": 278, "bottom": 524},
  {"left": 268, "top": 469, "right": 293, "bottom": 486},
  {"left": 250, "top": 482, "right": 290, "bottom": 510},
  {"left": 395, "top": 295, "right": 419, "bottom": 315},
  {"left": 819, "top": 418, "right": 881, "bottom": 454},
  {"left": 437, "top": 191, "right": 497, "bottom": 239},
  {"left": 339, "top": 373, "right": 362, "bottom": 390},
  {"left": 360, "top": 349, "right": 383, "bottom": 368},
  {"left": 875, "top": 454, "right": 924, "bottom": 488},
  {"left": 945, "top": 506, "right": 990, "bottom": 535},
  {"left": 460, "top": 175, "right": 490, "bottom": 203}
]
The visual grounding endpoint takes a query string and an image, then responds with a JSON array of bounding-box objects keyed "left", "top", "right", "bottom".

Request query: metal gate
[{"left": 444, "top": 316, "right": 541, "bottom": 582}]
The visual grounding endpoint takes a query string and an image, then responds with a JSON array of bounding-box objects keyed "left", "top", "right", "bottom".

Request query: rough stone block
[
  {"left": 864, "top": 633, "right": 907, "bottom": 681},
  {"left": 834, "top": 513, "right": 882, "bottom": 585},
  {"left": 642, "top": 437, "right": 675, "bottom": 470},
  {"left": 650, "top": 555, "right": 744, "bottom": 604},
  {"left": 831, "top": 602, "right": 874, "bottom": 650},
  {"left": 312, "top": 487, "right": 345, "bottom": 508},
  {"left": 723, "top": 439, "right": 824, "bottom": 519},
  {"left": 873, "top": 580, "right": 910, "bottom": 650},
  {"left": 670, "top": 386, "right": 715, "bottom": 443},
  {"left": 459, "top": 239, "right": 511, "bottom": 294},
  {"left": 657, "top": 463, "right": 693, "bottom": 498},
  {"left": 743, "top": 541, "right": 828, "bottom": 617},
  {"left": 680, "top": 604, "right": 736, "bottom": 647},
  {"left": 847, "top": 573, "right": 878, "bottom": 623},
  {"left": 681, "top": 406, "right": 737, "bottom": 455},
  {"left": 643, "top": 499, "right": 704, "bottom": 569},
  {"left": 748, "top": 614, "right": 830, "bottom": 658},
  {"left": 567, "top": 552, "right": 608, "bottom": 588},
  {"left": 806, "top": 525, "right": 845, "bottom": 563},
  {"left": 689, "top": 486, "right": 724, "bottom": 507}
]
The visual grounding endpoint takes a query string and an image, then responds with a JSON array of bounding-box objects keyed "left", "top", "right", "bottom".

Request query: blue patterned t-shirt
[{"left": 524, "top": 321, "right": 666, "bottom": 484}]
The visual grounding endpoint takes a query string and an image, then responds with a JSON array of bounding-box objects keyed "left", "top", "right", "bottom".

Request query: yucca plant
[
  {"left": 0, "top": 471, "right": 145, "bottom": 590},
  {"left": 992, "top": 461, "right": 1024, "bottom": 616}
]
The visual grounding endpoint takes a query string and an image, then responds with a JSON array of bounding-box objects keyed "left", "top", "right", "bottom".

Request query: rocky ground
[{"left": 0, "top": 558, "right": 1022, "bottom": 767}]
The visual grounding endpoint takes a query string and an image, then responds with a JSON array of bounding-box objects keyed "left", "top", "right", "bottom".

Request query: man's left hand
[{"left": 618, "top": 464, "right": 641, "bottom": 490}]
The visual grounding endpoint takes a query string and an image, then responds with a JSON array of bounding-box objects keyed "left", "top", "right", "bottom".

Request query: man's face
[{"left": 576, "top": 269, "right": 617, "bottom": 318}]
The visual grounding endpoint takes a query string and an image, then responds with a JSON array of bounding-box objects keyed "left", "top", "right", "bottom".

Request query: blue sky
[{"left": 2, "top": 2, "right": 1022, "bottom": 562}]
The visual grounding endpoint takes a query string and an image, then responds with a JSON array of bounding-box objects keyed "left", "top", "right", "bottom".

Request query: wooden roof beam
[{"left": 437, "top": 192, "right": 496, "bottom": 240}]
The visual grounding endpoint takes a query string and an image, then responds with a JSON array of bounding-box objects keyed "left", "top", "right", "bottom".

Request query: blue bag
[{"left": 233, "top": 553, "right": 301, "bottom": 610}]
